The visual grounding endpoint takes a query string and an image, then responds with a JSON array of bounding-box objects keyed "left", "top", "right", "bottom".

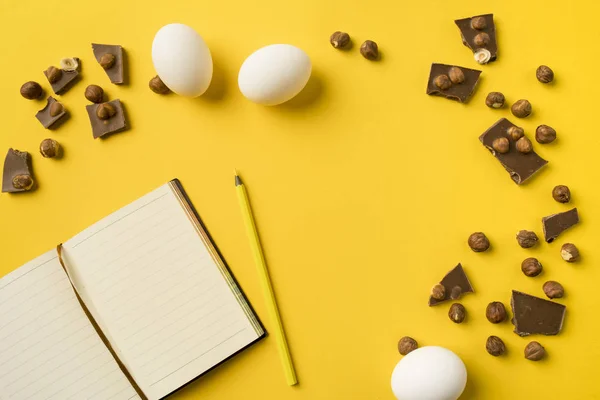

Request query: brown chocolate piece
[
  {"left": 455, "top": 14, "right": 497, "bottom": 63},
  {"left": 35, "top": 97, "right": 67, "bottom": 129},
  {"left": 426, "top": 63, "right": 481, "bottom": 103},
  {"left": 86, "top": 99, "right": 128, "bottom": 139},
  {"left": 511, "top": 290, "right": 565, "bottom": 336},
  {"left": 480, "top": 118, "right": 548, "bottom": 184},
  {"left": 542, "top": 208, "right": 579, "bottom": 243},
  {"left": 44, "top": 59, "right": 80, "bottom": 95},
  {"left": 92, "top": 44, "right": 124, "bottom": 84},
  {"left": 428, "top": 263, "right": 474, "bottom": 306},
  {"left": 2, "top": 149, "right": 34, "bottom": 193}
]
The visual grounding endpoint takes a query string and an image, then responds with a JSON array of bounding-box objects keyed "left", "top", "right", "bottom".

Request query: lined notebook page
[
  {"left": 62, "top": 183, "right": 262, "bottom": 400},
  {"left": 0, "top": 250, "right": 138, "bottom": 400}
]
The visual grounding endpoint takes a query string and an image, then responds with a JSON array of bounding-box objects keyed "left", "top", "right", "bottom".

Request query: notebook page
[
  {"left": 0, "top": 250, "right": 139, "bottom": 400},
  {"left": 62, "top": 183, "right": 261, "bottom": 400}
]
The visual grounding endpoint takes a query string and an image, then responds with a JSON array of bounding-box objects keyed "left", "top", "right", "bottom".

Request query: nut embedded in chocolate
[
  {"left": 486, "top": 302, "right": 507, "bottom": 323},
  {"left": 96, "top": 102, "right": 116, "bottom": 120},
  {"left": 20, "top": 81, "right": 43, "bottom": 100},
  {"left": 543, "top": 281, "right": 564, "bottom": 299},
  {"left": 468, "top": 232, "right": 490, "bottom": 252},
  {"left": 516, "top": 136, "right": 533, "bottom": 153},
  {"left": 149, "top": 76, "right": 171, "bottom": 95},
  {"left": 39, "top": 138, "right": 60, "bottom": 158},
  {"left": 552, "top": 185, "right": 571, "bottom": 203},
  {"left": 85, "top": 85, "right": 104, "bottom": 103},
  {"left": 360, "top": 40, "right": 378, "bottom": 60},
  {"left": 99, "top": 53, "right": 116, "bottom": 69},
  {"left": 473, "top": 32, "right": 490, "bottom": 47},
  {"left": 511, "top": 99, "right": 532, "bottom": 118},
  {"left": 450, "top": 286, "right": 462, "bottom": 300},
  {"left": 561, "top": 243, "right": 580, "bottom": 262},
  {"left": 329, "top": 31, "right": 350, "bottom": 49},
  {"left": 433, "top": 75, "right": 452, "bottom": 90},
  {"left": 470, "top": 16, "right": 487, "bottom": 30},
  {"left": 45, "top": 66, "right": 62, "bottom": 84},
  {"left": 524, "top": 341, "right": 545, "bottom": 361},
  {"left": 60, "top": 57, "right": 79, "bottom": 72},
  {"left": 398, "top": 336, "right": 418, "bottom": 355},
  {"left": 448, "top": 67, "right": 465, "bottom": 84},
  {"left": 536, "top": 125, "right": 556, "bottom": 144},
  {"left": 474, "top": 48, "right": 492, "bottom": 64},
  {"left": 517, "top": 230, "right": 538, "bottom": 248},
  {"left": 536, "top": 65, "right": 554, "bottom": 84},
  {"left": 448, "top": 303, "right": 466, "bottom": 323},
  {"left": 492, "top": 137, "right": 509, "bottom": 154},
  {"left": 486, "top": 336, "right": 505, "bottom": 356},
  {"left": 431, "top": 283, "right": 445, "bottom": 300},
  {"left": 485, "top": 92, "right": 505, "bottom": 108},
  {"left": 12, "top": 174, "right": 33, "bottom": 190},
  {"left": 49, "top": 101, "right": 63, "bottom": 117},
  {"left": 521, "top": 257, "right": 543, "bottom": 277},
  {"left": 507, "top": 126, "right": 524, "bottom": 141}
]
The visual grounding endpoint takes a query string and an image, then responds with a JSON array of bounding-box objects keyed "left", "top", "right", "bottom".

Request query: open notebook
[{"left": 0, "top": 180, "right": 265, "bottom": 400}]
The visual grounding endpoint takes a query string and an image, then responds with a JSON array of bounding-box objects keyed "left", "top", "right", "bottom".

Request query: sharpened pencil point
[{"left": 235, "top": 173, "right": 242, "bottom": 186}]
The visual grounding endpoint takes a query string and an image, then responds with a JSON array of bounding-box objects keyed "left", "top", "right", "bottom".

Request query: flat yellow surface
[{"left": 1, "top": 0, "right": 598, "bottom": 398}]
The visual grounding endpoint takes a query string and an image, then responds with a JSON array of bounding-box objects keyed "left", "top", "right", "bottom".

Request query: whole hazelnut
[
  {"left": 450, "top": 286, "right": 462, "bottom": 300},
  {"left": 99, "top": 53, "right": 116, "bottom": 69},
  {"left": 433, "top": 75, "right": 452, "bottom": 90},
  {"left": 516, "top": 230, "right": 538, "bottom": 248},
  {"left": 85, "top": 85, "right": 104, "bottom": 103},
  {"left": 511, "top": 99, "right": 532, "bottom": 118},
  {"left": 96, "top": 102, "right": 116, "bottom": 120},
  {"left": 49, "top": 101, "right": 63, "bottom": 117},
  {"left": 521, "top": 257, "right": 543, "bottom": 277},
  {"left": 516, "top": 137, "right": 533, "bottom": 154},
  {"left": 20, "top": 81, "right": 43, "bottom": 100},
  {"left": 470, "top": 16, "right": 487, "bottom": 30},
  {"left": 486, "top": 336, "right": 505, "bottom": 356},
  {"left": 561, "top": 243, "right": 580, "bottom": 262},
  {"left": 473, "top": 32, "right": 490, "bottom": 47},
  {"left": 485, "top": 92, "right": 505, "bottom": 108},
  {"left": 536, "top": 65, "right": 554, "bottom": 84},
  {"left": 39, "top": 138, "right": 60, "bottom": 158},
  {"left": 448, "top": 303, "right": 466, "bottom": 324},
  {"left": 46, "top": 66, "right": 62, "bottom": 84},
  {"left": 524, "top": 341, "right": 545, "bottom": 361},
  {"left": 507, "top": 126, "right": 524, "bottom": 141},
  {"left": 149, "top": 76, "right": 171, "bottom": 95},
  {"left": 359, "top": 40, "right": 378, "bottom": 60},
  {"left": 486, "top": 302, "right": 507, "bottom": 323},
  {"left": 543, "top": 281, "right": 564, "bottom": 299},
  {"left": 431, "top": 283, "right": 445, "bottom": 300},
  {"left": 448, "top": 67, "right": 465, "bottom": 84},
  {"left": 468, "top": 232, "right": 490, "bottom": 252},
  {"left": 398, "top": 336, "right": 418, "bottom": 355},
  {"left": 552, "top": 185, "right": 571, "bottom": 203},
  {"left": 330, "top": 31, "right": 351, "bottom": 49},
  {"left": 12, "top": 174, "right": 34, "bottom": 190},
  {"left": 492, "top": 137, "right": 510, "bottom": 154},
  {"left": 535, "top": 125, "right": 556, "bottom": 144}
]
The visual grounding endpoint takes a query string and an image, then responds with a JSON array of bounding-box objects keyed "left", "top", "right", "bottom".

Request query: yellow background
[{"left": 1, "top": 0, "right": 598, "bottom": 398}]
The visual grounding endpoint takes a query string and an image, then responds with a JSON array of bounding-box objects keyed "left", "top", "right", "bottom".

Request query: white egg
[
  {"left": 152, "top": 23, "right": 213, "bottom": 97},
  {"left": 238, "top": 44, "right": 311, "bottom": 106},
  {"left": 391, "top": 346, "right": 467, "bottom": 400}
]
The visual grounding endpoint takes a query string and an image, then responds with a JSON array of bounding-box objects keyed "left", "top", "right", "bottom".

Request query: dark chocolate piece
[
  {"left": 542, "top": 208, "right": 579, "bottom": 243},
  {"left": 455, "top": 14, "right": 497, "bottom": 63},
  {"left": 2, "top": 149, "right": 34, "bottom": 193},
  {"left": 44, "top": 59, "right": 80, "bottom": 95},
  {"left": 92, "top": 44, "right": 124, "bottom": 84},
  {"left": 86, "top": 99, "right": 128, "bottom": 139},
  {"left": 426, "top": 63, "right": 481, "bottom": 103},
  {"left": 428, "top": 263, "right": 474, "bottom": 306},
  {"left": 35, "top": 97, "right": 67, "bottom": 129},
  {"left": 511, "top": 290, "right": 565, "bottom": 336},
  {"left": 480, "top": 118, "right": 548, "bottom": 184}
]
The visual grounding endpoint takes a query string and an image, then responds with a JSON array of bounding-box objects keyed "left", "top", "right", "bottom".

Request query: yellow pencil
[{"left": 234, "top": 170, "right": 298, "bottom": 386}]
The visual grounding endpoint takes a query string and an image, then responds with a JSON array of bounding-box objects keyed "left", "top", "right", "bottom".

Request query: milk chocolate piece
[
  {"left": 92, "top": 44, "right": 124, "bottom": 84},
  {"left": 44, "top": 59, "right": 80, "bottom": 94},
  {"left": 35, "top": 97, "right": 67, "bottom": 129},
  {"left": 2, "top": 149, "right": 34, "bottom": 193},
  {"left": 455, "top": 14, "right": 498, "bottom": 63},
  {"left": 426, "top": 63, "right": 481, "bottom": 103},
  {"left": 511, "top": 290, "right": 565, "bottom": 336},
  {"left": 428, "top": 263, "right": 474, "bottom": 306},
  {"left": 86, "top": 99, "right": 128, "bottom": 139},
  {"left": 480, "top": 118, "right": 548, "bottom": 184},
  {"left": 542, "top": 208, "right": 579, "bottom": 243}
]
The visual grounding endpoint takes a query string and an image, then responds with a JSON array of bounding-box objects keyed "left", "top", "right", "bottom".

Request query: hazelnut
[
  {"left": 39, "top": 138, "right": 60, "bottom": 158},
  {"left": 535, "top": 125, "right": 556, "bottom": 144},
  {"left": 471, "top": 16, "right": 487, "bottom": 30},
  {"left": 486, "top": 302, "right": 507, "bottom": 323},
  {"left": 543, "top": 281, "right": 564, "bottom": 299},
  {"left": 516, "top": 137, "right": 533, "bottom": 153},
  {"left": 448, "top": 303, "right": 466, "bottom": 324},
  {"left": 60, "top": 57, "right": 79, "bottom": 72},
  {"left": 398, "top": 336, "right": 418, "bottom": 355},
  {"left": 468, "top": 232, "right": 490, "bottom": 252},
  {"left": 492, "top": 137, "right": 509, "bottom": 154},
  {"left": 99, "top": 53, "right": 116, "bottom": 69},
  {"left": 521, "top": 258, "right": 543, "bottom": 277},
  {"left": 473, "top": 32, "right": 490, "bottom": 47},
  {"left": 511, "top": 99, "right": 532, "bottom": 118},
  {"left": 330, "top": 31, "right": 351, "bottom": 49},
  {"left": 450, "top": 286, "right": 462, "bottom": 300},
  {"left": 485, "top": 92, "right": 505, "bottom": 108},
  {"left": 516, "top": 230, "right": 538, "bottom": 248},
  {"left": 96, "top": 102, "right": 116, "bottom": 120},
  {"left": 561, "top": 243, "right": 580, "bottom": 262},
  {"left": 46, "top": 66, "right": 62, "bottom": 84},
  {"left": 507, "top": 126, "right": 524, "bottom": 141},
  {"left": 85, "top": 85, "right": 104, "bottom": 103},
  {"left": 20, "top": 81, "right": 43, "bottom": 100},
  {"left": 448, "top": 67, "right": 465, "bottom": 84},
  {"left": 524, "top": 341, "right": 545, "bottom": 361},
  {"left": 431, "top": 283, "right": 445, "bottom": 300},
  {"left": 49, "top": 101, "right": 63, "bottom": 117},
  {"left": 360, "top": 40, "right": 378, "bottom": 60},
  {"left": 486, "top": 336, "right": 505, "bottom": 356},
  {"left": 552, "top": 185, "right": 571, "bottom": 203},
  {"left": 536, "top": 65, "right": 554, "bottom": 84},
  {"left": 149, "top": 76, "right": 171, "bottom": 95},
  {"left": 474, "top": 48, "right": 492, "bottom": 64},
  {"left": 12, "top": 174, "right": 34, "bottom": 190},
  {"left": 433, "top": 75, "right": 452, "bottom": 90}
]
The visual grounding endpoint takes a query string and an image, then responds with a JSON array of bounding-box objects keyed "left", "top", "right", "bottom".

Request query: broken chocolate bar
[
  {"left": 85, "top": 99, "right": 128, "bottom": 139},
  {"left": 455, "top": 14, "right": 497, "bottom": 64},
  {"left": 2, "top": 149, "right": 34, "bottom": 193},
  {"left": 480, "top": 118, "right": 548, "bottom": 184},
  {"left": 426, "top": 63, "right": 481, "bottom": 103},
  {"left": 35, "top": 97, "right": 67, "bottom": 129},
  {"left": 542, "top": 208, "right": 579, "bottom": 243},
  {"left": 44, "top": 59, "right": 80, "bottom": 95},
  {"left": 428, "top": 263, "right": 474, "bottom": 306},
  {"left": 511, "top": 290, "right": 565, "bottom": 336},
  {"left": 92, "top": 44, "right": 124, "bottom": 84}
]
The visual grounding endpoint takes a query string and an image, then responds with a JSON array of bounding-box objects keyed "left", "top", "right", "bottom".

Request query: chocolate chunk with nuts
[
  {"left": 20, "top": 81, "right": 43, "bottom": 100},
  {"left": 448, "top": 303, "right": 466, "bottom": 323},
  {"left": 511, "top": 290, "right": 565, "bottom": 336},
  {"left": 536, "top": 65, "right": 554, "bottom": 84},
  {"left": 552, "top": 185, "right": 571, "bottom": 203},
  {"left": 521, "top": 258, "right": 543, "bottom": 277},
  {"left": 35, "top": 97, "right": 67, "bottom": 129},
  {"left": 486, "top": 302, "right": 507, "bottom": 323},
  {"left": 2, "top": 149, "right": 34, "bottom": 193},
  {"left": 330, "top": 31, "right": 351, "bottom": 49},
  {"left": 543, "top": 281, "right": 564, "bottom": 299},
  {"left": 561, "top": 243, "right": 579, "bottom": 262},
  {"left": 455, "top": 14, "right": 497, "bottom": 64},
  {"left": 536, "top": 125, "right": 556, "bottom": 144},
  {"left": 511, "top": 99, "right": 532, "bottom": 118},
  {"left": 92, "top": 43, "right": 125, "bottom": 84},
  {"left": 486, "top": 336, "right": 505, "bottom": 356},
  {"left": 524, "top": 341, "right": 545, "bottom": 361},
  {"left": 468, "top": 232, "right": 490, "bottom": 252},
  {"left": 44, "top": 60, "right": 80, "bottom": 94},
  {"left": 428, "top": 264, "right": 474, "bottom": 306},
  {"left": 485, "top": 92, "right": 505, "bottom": 108},
  {"left": 398, "top": 336, "right": 418, "bottom": 355},
  {"left": 86, "top": 99, "right": 128, "bottom": 139},
  {"left": 542, "top": 208, "right": 579, "bottom": 243},
  {"left": 359, "top": 40, "right": 378, "bottom": 60},
  {"left": 516, "top": 230, "right": 538, "bottom": 248},
  {"left": 426, "top": 63, "right": 481, "bottom": 103}
]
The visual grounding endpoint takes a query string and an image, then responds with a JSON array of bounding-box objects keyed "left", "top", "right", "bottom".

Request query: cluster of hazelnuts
[
  {"left": 84, "top": 85, "right": 119, "bottom": 120},
  {"left": 329, "top": 31, "right": 379, "bottom": 61},
  {"left": 433, "top": 66, "right": 466, "bottom": 91}
]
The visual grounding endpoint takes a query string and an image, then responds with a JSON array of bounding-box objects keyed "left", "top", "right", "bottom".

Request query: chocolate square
[
  {"left": 44, "top": 59, "right": 80, "bottom": 95},
  {"left": 542, "top": 208, "right": 579, "bottom": 243},
  {"left": 86, "top": 99, "right": 128, "bottom": 139},
  {"left": 428, "top": 263, "right": 474, "bottom": 306},
  {"left": 2, "top": 149, "right": 34, "bottom": 193},
  {"left": 426, "top": 63, "right": 481, "bottom": 103},
  {"left": 480, "top": 118, "right": 548, "bottom": 184},
  {"left": 511, "top": 290, "right": 566, "bottom": 336},
  {"left": 35, "top": 97, "right": 67, "bottom": 129},
  {"left": 92, "top": 44, "right": 124, "bottom": 84},
  {"left": 455, "top": 14, "right": 497, "bottom": 63}
]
